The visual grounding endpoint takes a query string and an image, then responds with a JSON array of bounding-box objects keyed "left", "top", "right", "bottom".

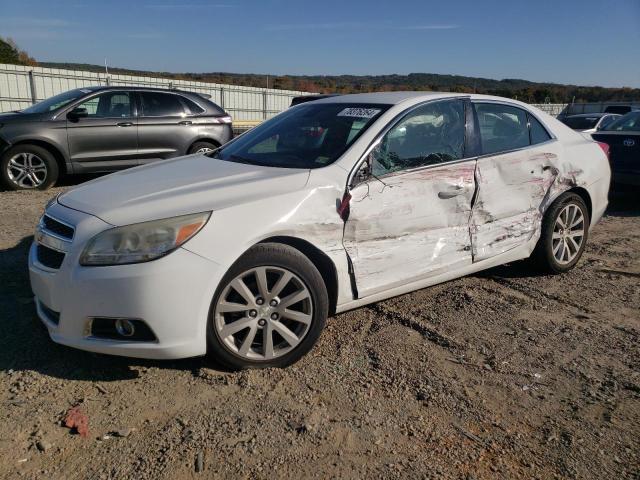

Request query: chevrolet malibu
[{"left": 29, "top": 92, "right": 610, "bottom": 369}]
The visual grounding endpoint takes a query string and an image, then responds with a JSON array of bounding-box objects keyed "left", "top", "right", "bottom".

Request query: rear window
[{"left": 562, "top": 116, "right": 600, "bottom": 130}]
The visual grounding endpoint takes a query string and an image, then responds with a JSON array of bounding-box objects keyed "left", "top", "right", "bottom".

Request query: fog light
[{"left": 115, "top": 319, "right": 135, "bottom": 337}]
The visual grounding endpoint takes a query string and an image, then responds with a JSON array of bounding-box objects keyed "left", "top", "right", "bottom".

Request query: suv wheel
[
  {"left": 207, "top": 243, "right": 328, "bottom": 370},
  {"left": 188, "top": 141, "right": 218, "bottom": 155},
  {"left": 532, "top": 192, "right": 590, "bottom": 274},
  {"left": 1, "top": 144, "right": 59, "bottom": 190}
]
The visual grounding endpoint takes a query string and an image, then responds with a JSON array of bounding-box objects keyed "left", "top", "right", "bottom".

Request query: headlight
[{"left": 80, "top": 212, "right": 210, "bottom": 266}]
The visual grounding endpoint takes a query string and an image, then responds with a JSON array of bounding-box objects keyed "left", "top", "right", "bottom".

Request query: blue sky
[{"left": 0, "top": 0, "right": 639, "bottom": 87}]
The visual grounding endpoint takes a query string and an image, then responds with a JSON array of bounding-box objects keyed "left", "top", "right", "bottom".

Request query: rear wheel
[
  {"left": 188, "top": 141, "right": 218, "bottom": 155},
  {"left": 1, "top": 144, "right": 59, "bottom": 190},
  {"left": 531, "top": 192, "right": 590, "bottom": 273},
  {"left": 207, "top": 243, "right": 328, "bottom": 369}
]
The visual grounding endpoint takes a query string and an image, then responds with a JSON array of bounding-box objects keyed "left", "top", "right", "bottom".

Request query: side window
[
  {"left": 528, "top": 113, "right": 552, "bottom": 144},
  {"left": 180, "top": 96, "right": 205, "bottom": 115},
  {"left": 75, "top": 92, "right": 132, "bottom": 118},
  {"left": 475, "top": 103, "right": 529, "bottom": 155},
  {"left": 140, "top": 92, "right": 185, "bottom": 117},
  {"left": 371, "top": 100, "right": 465, "bottom": 176}
]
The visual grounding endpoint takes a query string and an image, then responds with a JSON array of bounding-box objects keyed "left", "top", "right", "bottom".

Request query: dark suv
[{"left": 0, "top": 86, "right": 233, "bottom": 190}]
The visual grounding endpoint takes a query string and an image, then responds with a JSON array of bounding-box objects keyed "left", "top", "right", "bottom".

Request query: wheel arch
[
  {"left": 567, "top": 186, "right": 592, "bottom": 220},
  {"left": 10, "top": 139, "right": 69, "bottom": 174},
  {"left": 258, "top": 236, "right": 339, "bottom": 316}
]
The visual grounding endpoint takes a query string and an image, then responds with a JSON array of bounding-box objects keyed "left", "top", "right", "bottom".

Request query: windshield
[
  {"left": 603, "top": 112, "right": 640, "bottom": 132},
  {"left": 211, "top": 103, "right": 390, "bottom": 168},
  {"left": 21, "top": 88, "right": 91, "bottom": 114},
  {"left": 562, "top": 116, "right": 600, "bottom": 130}
]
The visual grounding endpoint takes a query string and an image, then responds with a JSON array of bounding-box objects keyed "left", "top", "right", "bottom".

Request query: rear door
[
  {"left": 343, "top": 99, "right": 476, "bottom": 297},
  {"left": 136, "top": 91, "right": 197, "bottom": 162},
  {"left": 66, "top": 91, "right": 138, "bottom": 170},
  {"left": 470, "top": 102, "right": 558, "bottom": 261}
]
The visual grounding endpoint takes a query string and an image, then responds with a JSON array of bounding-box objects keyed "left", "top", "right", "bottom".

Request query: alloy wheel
[
  {"left": 552, "top": 203, "right": 585, "bottom": 265},
  {"left": 196, "top": 147, "right": 214, "bottom": 154},
  {"left": 7, "top": 152, "right": 48, "bottom": 188},
  {"left": 213, "top": 266, "right": 313, "bottom": 361}
]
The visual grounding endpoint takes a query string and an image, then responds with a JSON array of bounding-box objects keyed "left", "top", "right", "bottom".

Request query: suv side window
[
  {"left": 528, "top": 113, "right": 552, "bottom": 144},
  {"left": 475, "top": 103, "right": 529, "bottom": 155},
  {"left": 180, "top": 96, "right": 205, "bottom": 115},
  {"left": 140, "top": 92, "right": 185, "bottom": 117},
  {"left": 371, "top": 99, "right": 465, "bottom": 176},
  {"left": 75, "top": 91, "right": 133, "bottom": 118}
]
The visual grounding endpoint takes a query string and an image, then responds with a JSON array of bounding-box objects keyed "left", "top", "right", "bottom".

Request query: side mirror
[
  {"left": 351, "top": 157, "right": 372, "bottom": 187},
  {"left": 67, "top": 107, "right": 88, "bottom": 121}
]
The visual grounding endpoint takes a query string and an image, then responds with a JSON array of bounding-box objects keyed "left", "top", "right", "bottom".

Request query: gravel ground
[{"left": 0, "top": 179, "right": 638, "bottom": 480}]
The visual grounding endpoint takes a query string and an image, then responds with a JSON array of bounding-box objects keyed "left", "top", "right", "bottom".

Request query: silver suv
[{"left": 0, "top": 86, "right": 233, "bottom": 190}]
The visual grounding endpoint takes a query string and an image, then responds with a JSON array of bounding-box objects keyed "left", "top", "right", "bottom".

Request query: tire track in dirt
[
  {"left": 366, "top": 303, "right": 460, "bottom": 351},
  {"left": 486, "top": 275, "right": 595, "bottom": 314}
]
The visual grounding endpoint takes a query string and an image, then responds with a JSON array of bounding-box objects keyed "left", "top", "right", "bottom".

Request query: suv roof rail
[{"left": 169, "top": 87, "right": 211, "bottom": 99}]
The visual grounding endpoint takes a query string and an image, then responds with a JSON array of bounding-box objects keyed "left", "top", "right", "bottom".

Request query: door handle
[
  {"left": 178, "top": 120, "right": 193, "bottom": 126},
  {"left": 438, "top": 186, "right": 465, "bottom": 199},
  {"left": 117, "top": 122, "right": 134, "bottom": 127}
]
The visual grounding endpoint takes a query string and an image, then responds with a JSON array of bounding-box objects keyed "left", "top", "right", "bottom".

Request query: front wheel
[
  {"left": 531, "top": 192, "right": 590, "bottom": 274},
  {"left": 1, "top": 144, "right": 59, "bottom": 190},
  {"left": 207, "top": 243, "right": 328, "bottom": 370}
]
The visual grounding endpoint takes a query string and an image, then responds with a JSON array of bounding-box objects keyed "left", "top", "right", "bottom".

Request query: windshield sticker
[{"left": 337, "top": 107, "right": 381, "bottom": 119}]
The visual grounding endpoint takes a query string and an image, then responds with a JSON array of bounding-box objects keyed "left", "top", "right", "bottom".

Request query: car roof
[
  {"left": 565, "top": 113, "right": 610, "bottom": 119},
  {"left": 310, "top": 91, "right": 468, "bottom": 105},
  {"left": 78, "top": 85, "right": 206, "bottom": 96}
]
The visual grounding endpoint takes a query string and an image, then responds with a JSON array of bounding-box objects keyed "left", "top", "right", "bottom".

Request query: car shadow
[
  {"left": 0, "top": 236, "right": 231, "bottom": 383},
  {"left": 607, "top": 190, "right": 639, "bottom": 217}
]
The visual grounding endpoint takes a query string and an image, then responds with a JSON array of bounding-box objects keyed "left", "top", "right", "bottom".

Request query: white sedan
[{"left": 29, "top": 92, "right": 610, "bottom": 369}]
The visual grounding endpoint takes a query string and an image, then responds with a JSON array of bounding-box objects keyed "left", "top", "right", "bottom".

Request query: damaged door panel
[
  {"left": 468, "top": 102, "right": 575, "bottom": 262},
  {"left": 470, "top": 149, "right": 559, "bottom": 261},
  {"left": 344, "top": 161, "right": 476, "bottom": 298}
]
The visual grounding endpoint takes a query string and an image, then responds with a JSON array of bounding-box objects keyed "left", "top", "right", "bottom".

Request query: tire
[
  {"left": 1, "top": 144, "right": 59, "bottom": 190},
  {"left": 207, "top": 243, "right": 328, "bottom": 370},
  {"left": 531, "top": 192, "right": 590, "bottom": 274},
  {"left": 188, "top": 141, "right": 218, "bottom": 155}
]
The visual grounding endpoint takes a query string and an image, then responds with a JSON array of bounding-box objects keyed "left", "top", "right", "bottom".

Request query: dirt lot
[{"left": 0, "top": 180, "right": 638, "bottom": 480}]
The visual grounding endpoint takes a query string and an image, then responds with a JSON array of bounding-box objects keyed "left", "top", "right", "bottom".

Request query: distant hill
[{"left": 37, "top": 61, "right": 640, "bottom": 104}]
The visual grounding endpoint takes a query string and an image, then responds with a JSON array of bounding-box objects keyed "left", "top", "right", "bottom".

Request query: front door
[
  {"left": 470, "top": 102, "right": 558, "bottom": 261},
  {"left": 343, "top": 99, "right": 476, "bottom": 298},
  {"left": 66, "top": 91, "right": 138, "bottom": 170}
]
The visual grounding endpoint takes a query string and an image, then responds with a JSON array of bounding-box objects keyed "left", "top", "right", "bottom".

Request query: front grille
[
  {"left": 42, "top": 215, "right": 74, "bottom": 240},
  {"left": 36, "top": 245, "right": 65, "bottom": 269},
  {"left": 39, "top": 302, "right": 60, "bottom": 325}
]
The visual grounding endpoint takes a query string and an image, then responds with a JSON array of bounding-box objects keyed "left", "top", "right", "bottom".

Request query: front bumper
[{"left": 28, "top": 203, "right": 223, "bottom": 360}]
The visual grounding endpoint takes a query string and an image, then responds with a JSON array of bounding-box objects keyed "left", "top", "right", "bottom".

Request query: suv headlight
[{"left": 80, "top": 212, "right": 210, "bottom": 266}]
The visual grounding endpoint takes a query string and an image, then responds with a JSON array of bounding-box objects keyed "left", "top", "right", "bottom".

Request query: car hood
[
  {"left": 0, "top": 111, "right": 47, "bottom": 123},
  {"left": 58, "top": 155, "right": 310, "bottom": 226}
]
